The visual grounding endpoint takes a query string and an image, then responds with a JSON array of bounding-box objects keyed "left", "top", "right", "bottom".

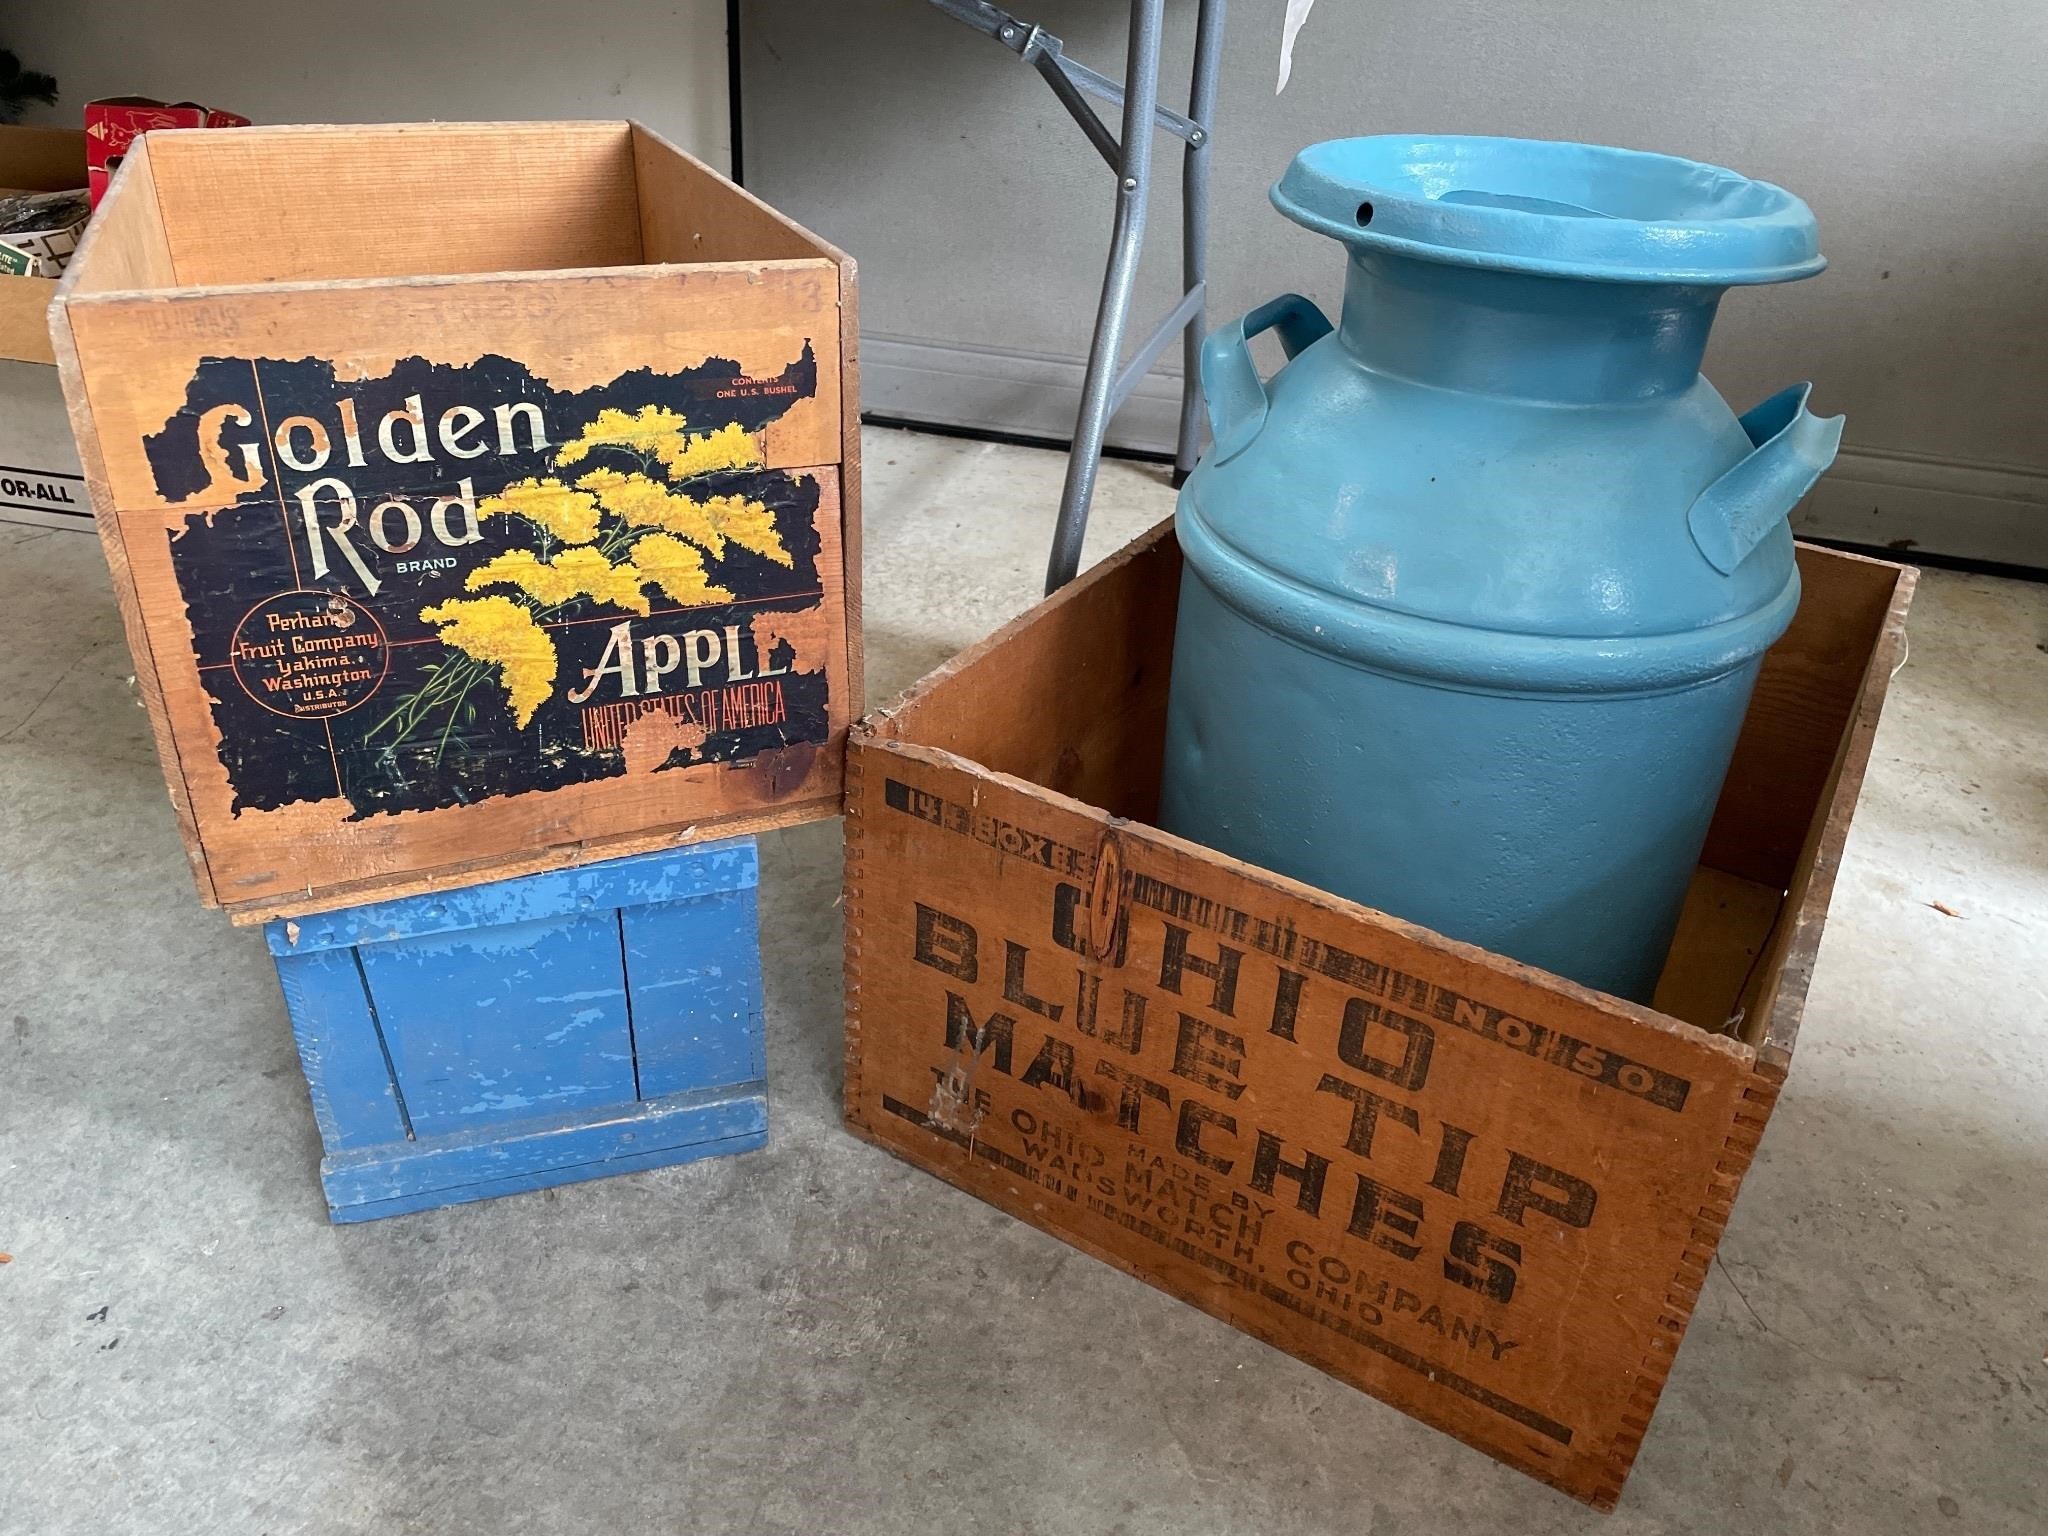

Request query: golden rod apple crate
[
  {"left": 843, "top": 521, "right": 1912, "bottom": 1509},
  {"left": 51, "top": 120, "right": 859, "bottom": 921}
]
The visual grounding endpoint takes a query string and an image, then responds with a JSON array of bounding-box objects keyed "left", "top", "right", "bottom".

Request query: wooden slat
[
  {"left": 65, "top": 258, "right": 842, "bottom": 512},
  {"left": 1651, "top": 866, "right": 1784, "bottom": 1035},
  {"left": 1700, "top": 544, "right": 1905, "bottom": 889},
  {"left": 143, "top": 122, "right": 642, "bottom": 285},
  {"left": 835, "top": 246, "right": 865, "bottom": 717},
  {"left": 629, "top": 122, "right": 823, "bottom": 265},
  {"left": 871, "top": 518, "right": 1181, "bottom": 820},
  {"left": 59, "top": 133, "right": 175, "bottom": 297},
  {"left": 153, "top": 468, "right": 847, "bottom": 922},
  {"left": 49, "top": 143, "right": 214, "bottom": 896},
  {"left": 1750, "top": 556, "right": 1916, "bottom": 1061}
]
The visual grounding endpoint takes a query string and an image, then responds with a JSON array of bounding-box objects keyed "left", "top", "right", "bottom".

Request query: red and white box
[{"left": 84, "top": 98, "right": 250, "bottom": 206}]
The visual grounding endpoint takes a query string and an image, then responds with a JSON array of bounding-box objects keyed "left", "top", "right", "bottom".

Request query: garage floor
[{"left": 2, "top": 426, "right": 2043, "bottom": 1535}]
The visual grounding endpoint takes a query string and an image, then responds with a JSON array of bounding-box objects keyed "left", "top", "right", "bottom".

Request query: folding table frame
[{"left": 927, "top": 0, "right": 1227, "bottom": 590}]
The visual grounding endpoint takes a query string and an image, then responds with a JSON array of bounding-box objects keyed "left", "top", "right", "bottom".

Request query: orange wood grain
[
  {"left": 843, "top": 522, "right": 1912, "bottom": 1508},
  {"left": 52, "top": 123, "right": 862, "bottom": 918}
]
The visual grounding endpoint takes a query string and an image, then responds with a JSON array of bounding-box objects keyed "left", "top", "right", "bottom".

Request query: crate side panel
[
  {"left": 1700, "top": 545, "right": 1903, "bottom": 889},
  {"left": 1650, "top": 866, "right": 1783, "bottom": 1036},
  {"left": 62, "top": 134, "right": 175, "bottom": 295},
  {"left": 266, "top": 837, "right": 759, "bottom": 954},
  {"left": 272, "top": 946, "right": 409, "bottom": 1150},
  {"left": 65, "top": 261, "right": 841, "bottom": 513},
  {"left": 877, "top": 518, "right": 1180, "bottom": 821},
  {"left": 321, "top": 1088, "right": 767, "bottom": 1215},
  {"left": 357, "top": 911, "right": 638, "bottom": 1137},
  {"left": 629, "top": 124, "right": 830, "bottom": 265},
  {"left": 1751, "top": 561, "right": 1916, "bottom": 1058},
  {"left": 146, "top": 122, "right": 642, "bottom": 286},
  {"left": 844, "top": 742, "right": 1760, "bottom": 1506},
  {"left": 624, "top": 887, "right": 766, "bottom": 1097},
  {"left": 49, "top": 140, "right": 213, "bottom": 894},
  {"left": 832, "top": 252, "right": 862, "bottom": 718},
  {"left": 69, "top": 447, "right": 846, "bottom": 916}
]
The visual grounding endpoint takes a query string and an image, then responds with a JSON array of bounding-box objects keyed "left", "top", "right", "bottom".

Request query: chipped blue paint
[{"left": 264, "top": 837, "right": 766, "bottom": 1222}]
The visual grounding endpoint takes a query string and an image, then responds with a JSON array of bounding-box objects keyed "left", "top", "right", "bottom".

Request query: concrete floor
[{"left": 1, "top": 425, "right": 2043, "bottom": 1534}]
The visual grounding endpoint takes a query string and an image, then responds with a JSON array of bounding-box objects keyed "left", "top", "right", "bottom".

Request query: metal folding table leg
[
  {"left": 927, "top": 0, "right": 1227, "bottom": 592},
  {"left": 1175, "top": 0, "right": 1227, "bottom": 491}
]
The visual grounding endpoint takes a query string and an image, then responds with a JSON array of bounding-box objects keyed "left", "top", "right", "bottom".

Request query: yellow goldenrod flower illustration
[
  {"left": 466, "top": 546, "right": 652, "bottom": 615},
  {"left": 631, "top": 533, "right": 736, "bottom": 607},
  {"left": 476, "top": 478, "right": 603, "bottom": 545},
  {"left": 688, "top": 493, "right": 793, "bottom": 567},
  {"left": 576, "top": 467, "right": 793, "bottom": 567},
  {"left": 554, "top": 408, "right": 761, "bottom": 480},
  {"left": 419, "top": 596, "right": 559, "bottom": 728},
  {"left": 658, "top": 421, "right": 763, "bottom": 480}
]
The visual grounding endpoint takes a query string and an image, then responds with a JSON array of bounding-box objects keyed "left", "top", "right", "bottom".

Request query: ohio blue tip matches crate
[{"left": 265, "top": 838, "right": 766, "bottom": 1223}]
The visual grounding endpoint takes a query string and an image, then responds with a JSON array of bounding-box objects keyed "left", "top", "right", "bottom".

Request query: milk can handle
[
  {"left": 1687, "top": 382, "right": 1844, "bottom": 574},
  {"left": 1201, "top": 293, "right": 1334, "bottom": 466}
]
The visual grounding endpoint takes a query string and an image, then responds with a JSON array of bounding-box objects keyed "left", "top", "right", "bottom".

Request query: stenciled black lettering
[
  {"left": 1250, "top": 1131, "right": 1329, "bottom": 1216},
  {"left": 1445, "top": 1219, "right": 1522, "bottom": 1303},
  {"left": 1019, "top": 1034, "right": 1078, "bottom": 1097},
  {"left": 1497, "top": 1152, "right": 1598, "bottom": 1230},
  {"left": 914, "top": 903, "right": 977, "bottom": 982},
  {"left": 1171, "top": 1014, "right": 1246, "bottom": 1100},
  {"left": 1346, "top": 1174, "right": 1424, "bottom": 1261},
  {"left": 1175, "top": 1100, "right": 1237, "bottom": 1174},
  {"left": 1159, "top": 923, "right": 1242, "bottom": 1016},
  {"left": 1337, "top": 997, "right": 1435, "bottom": 1091},
  {"left": 1003, "top": 940, "right": 1063, "bottom": 1021},
  {"left": 1093, "top": 1060, "right": 1171, "bottom": 1131},
  {"left": 1268, "top": 966, "right": 1306, "bottom": 1040},
  {"left": 1429, "top": 1123, "right": 1476, "bottom": 1196},
  {"left": 943, "top": 992, "right": 1014, "bottom": 1074},
  {"left": 1315, "top": 1073, "right": 1421, "bottom": 1158}
]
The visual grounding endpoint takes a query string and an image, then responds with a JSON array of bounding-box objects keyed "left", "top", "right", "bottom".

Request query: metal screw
[
  {"left": 1000, "top": 25, "right": 1017, "bottom": 40},
  {"left": 1190, "top": 129, "right": 1205, "bottom": 145},
  {"left": 1122, "top": 176, "right": 1139, "bottom": 191}
]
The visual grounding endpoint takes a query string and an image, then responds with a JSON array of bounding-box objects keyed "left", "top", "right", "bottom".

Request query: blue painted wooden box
[{"left": 265, "top": 837, "right": 765, "bottom": 1223}]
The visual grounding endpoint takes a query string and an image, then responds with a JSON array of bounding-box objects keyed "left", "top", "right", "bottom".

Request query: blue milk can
[{"left": 1159, "top": 136, "right": 1843, "bottom": 1003}]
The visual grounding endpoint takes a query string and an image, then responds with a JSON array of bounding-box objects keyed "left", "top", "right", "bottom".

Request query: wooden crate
[
  {"left": 269, "top": 835, "right": 764, "bottom": 1222},
  {"left": 843, "top": 521, "right": 1913, "bottom": 1509},
  {"left": 50, "top": 121, "right": 860, "bottom": 922}
]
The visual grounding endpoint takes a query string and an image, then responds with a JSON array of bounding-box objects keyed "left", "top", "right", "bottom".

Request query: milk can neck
[{"left": 1337, "top": 251, "right": 1723, "bottom": 404}]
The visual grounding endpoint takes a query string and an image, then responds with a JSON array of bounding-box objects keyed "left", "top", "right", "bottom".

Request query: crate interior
[
  {"left": 69, "top": 121, "right": 824, "bottom": 294},
  {"left": 875, "top": 525, "right": 1902, "bottom": 1045}
]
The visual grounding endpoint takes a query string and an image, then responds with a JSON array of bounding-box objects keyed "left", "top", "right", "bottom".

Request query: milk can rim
[{"left": 1273, "top": 135, "right": 1826, "bottom": 287}]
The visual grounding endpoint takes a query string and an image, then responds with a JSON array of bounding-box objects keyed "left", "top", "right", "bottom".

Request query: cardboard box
[
  {"left": 51, "top": 121, "right": 862, "bottom": 921},
  {"left": 0, "top": 126, "right": 91, "bottom": 531},
  {"left": 842, "top": 521, "right": 1913, "bottom": 1508},
  {"left": 84, "top": 97, "right": 250, "bottom": 207},
  {"left": 0, "top": 188, "right": 91, "bottom": 277}
]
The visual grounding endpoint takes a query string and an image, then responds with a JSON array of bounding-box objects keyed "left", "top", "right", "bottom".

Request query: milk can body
[{"left": 1159, "top": 137, "right": 1842, "bottom": 1002}]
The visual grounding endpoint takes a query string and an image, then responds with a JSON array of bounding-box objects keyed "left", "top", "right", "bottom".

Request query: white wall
[
  {"left": 739, "top": 0, "right": 2048, "bottom": 564},
  {"left": 11, "top": 0, "right": 731, "bottom": 171}
]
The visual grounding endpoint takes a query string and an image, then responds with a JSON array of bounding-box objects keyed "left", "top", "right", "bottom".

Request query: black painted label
[{"left": 147, "top": 346, "right": 832, "bottom": 818}]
